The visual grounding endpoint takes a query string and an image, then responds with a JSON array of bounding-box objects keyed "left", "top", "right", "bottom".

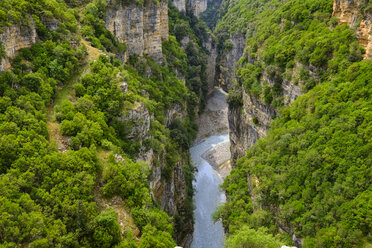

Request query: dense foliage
[
  {"left": 215, "top": 0, "right": 372, "bottom": 247},
  {"left": 0, "top": 0, "right": 210, "bottom": 246},
  {"left": 168, "top": 3, "right": 210, "bottom": 110},
  {"left": 81, "top": 0, "right": 127, "bottom": 54},
  {"left": 218, "top": 60, "right": 372, "bottom": 247},
  {"left": 220, "top": 0, "right": 366, "bottom": 108},
  {"left": 0, "top": 0, "right": 77, "bottom": 33}
]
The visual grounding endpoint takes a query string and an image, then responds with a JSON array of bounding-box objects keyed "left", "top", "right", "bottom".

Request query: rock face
[
  {"left": 150, "top": 103, "right": 194, "bottom": 246},
  {"left": 218, "top": 33, "right": 306, "bottom": 164},
  {"left": 172, "top": 0, "right": 187, "bottom": 12},
  {"left": 228, "top": 78, "right": 303, "bottom": 163},
  {"left": 228, "top": 91, "right": 277, "bottom": 161},
  {"left": 226, "top": 0, "right": 372, "bottom": 163},
  {"left": 204, "top": 36, "right": 218, "bottom": 93},
  {"left": 172, "top": 0, "right": 220, "bottom": 18},
  {"left": 188, "top": 0, "right": 208, "bottom": 17},
  {"left": 172, "top": 0, "right": 207, "bottom": 17},
  {"left": 119, "top": 101, "right": 192, "bottom": 246},
  {"left": 0, "top": 20, "right": 38, "bottom": 71},
  {"left": 106, "top": 0, "right": 169, "bottom": 62},
  {"left": 118, "top": 102, "right": 155, "bottom": 165},
  {"left": 332, "top": 0, "right": 372, "bottom": 59},
  {"left": 219, "top": 34, "right": 246, "bottom": 91}
]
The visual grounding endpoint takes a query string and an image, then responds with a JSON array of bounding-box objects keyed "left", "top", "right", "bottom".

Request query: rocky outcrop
[
  {"left": 171, "top": 0, "right": 209, "bottom": 17},
  {"left": 228, "top": 91, "right": 277, "bottom": 161},
  {"left": 0, "top": 20, "right": 38, "bottom": 71},
  {"left": 160, "top": 161, "right": 193, "bottom": 245},
  {"left": 41, "top": 17, "right": 60, "bottom": 31},
  {"left": 172, "top": 0, "right": 221, "bottom": 18},
  {"left": 106, "top": 1, "right": 169, "bottom": 63},
  {"left": 204, "top": 36, "right": 218, "bottom": 94},
  {"left": 188, "top": 0, "right": 208, "bottom": 17},
  {"left": 118, "top": 100, "right": 192, "bottom": 246},
  {"left": 332, "top": 0, "right": 372, "bottom": 59},
  {"left": 172, "top": 0, "right": 187, "bottom": 12},
  {"left": 228, "top": 72, "right": 303, "bottom": 162},
  {"left": 0, "top": 16, "right": 63, "bottom": 71},
  {"left": 166, "top": 103, "right": 184, "bottom": 126},
  {"left": 218, "top": 34, "right": 246, "bottom": 91}
]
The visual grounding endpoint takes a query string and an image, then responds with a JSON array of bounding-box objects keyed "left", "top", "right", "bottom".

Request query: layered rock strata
[
  {"left": 218, "top": 34, "right": 246, "bottom": 91},
  {"left": 333, "top": 0, "right": 372, "bottom": 59},
  {"left": 106, "top": 0, "right": 169, "bottom": 62},
  {"left": 0, "top": 20, "right": 38, "bottom": 71}
]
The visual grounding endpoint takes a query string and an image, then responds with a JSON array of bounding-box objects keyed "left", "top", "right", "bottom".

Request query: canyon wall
[
  {"left": 172, "top": 0, "right": 210, "bottom": 18},
  {"left": 0, "top": 4, "right": 191, "bottom": 245},
  {"left": 120, "top": 101, "right": 193, "bottom": 246},
  {"left": 188, "top": 0, "right": 208, "bottom": 17},
  {"left": 217, "top": 0, "right": 372, "bottom": 166},
  {"left": 0, "top": 19, "right": 38, "bottom": 71},
  {"left": 106, "top": 0, "right": 169, "bottom": 63},
  {"left": 227, "top": 73, "right": 302, "bottom": 162},
  {"left": 332, "top": 0, "right": 372, "bottom": 59},
  {"left": 218, "top": 34, "right": 246, "bottom": 91}
]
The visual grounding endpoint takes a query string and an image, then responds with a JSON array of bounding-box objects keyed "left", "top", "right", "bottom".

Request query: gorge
[
  {"left": 0, "top": 0, "right": 371, "bottom": 247},
  {"left": 191, "top": 88, "right": 230, "bottom": 248}
]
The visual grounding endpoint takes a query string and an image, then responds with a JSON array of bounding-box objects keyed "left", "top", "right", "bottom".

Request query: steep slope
[
  {"left": 105, "top": 0, "right": 169, "bottom": 62},
  {"left": 0, "top": 0, "right": 211, "bottom": 247},
  {"left": 212, "top": 0, "right": 372, "bottom": 247},
  {"left": 333, "top": 0, "right": 372, "bottom": 59}
]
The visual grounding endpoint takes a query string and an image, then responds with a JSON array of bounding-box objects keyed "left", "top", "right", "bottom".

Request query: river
[{"left": 190, "top": 89, "right": 231, "bottom": 248}]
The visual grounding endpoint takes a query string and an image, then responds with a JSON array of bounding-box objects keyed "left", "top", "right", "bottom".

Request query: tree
[
  {"left": 92, "top": 210, "right": 121, "bottom": 248},
  {"left": 226, "top": 226, "right": 283, "bottom": 248}
]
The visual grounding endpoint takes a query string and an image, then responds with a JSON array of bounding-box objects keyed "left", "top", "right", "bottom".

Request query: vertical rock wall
[
  {"left": 172, "top": 0, "right": 187, "bottom": 12},
  {"left": 188, "top": 0, "right": 208, "bottom": 17},
  {"left": 0, "top": 20, "right": 38, "bottom": 71},
  {"left": 204, "top": 36, "right": 218, "bottom": 93},
  {"left": 106, "top": 0, "right": 169, "bottom": 62},
  {"left": 332, "top": 0, "right": 372, "bottom": 59},
  {"left": 218, "top": 34, "right": 246, "bottom": 91},
  {"left": 119, "top": 101, "right": 193, "bottom": 247}
]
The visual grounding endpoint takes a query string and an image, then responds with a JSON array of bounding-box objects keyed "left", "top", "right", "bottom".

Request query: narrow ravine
[{"left": 191, "top": 89, "right": 231, "bottom": 248}]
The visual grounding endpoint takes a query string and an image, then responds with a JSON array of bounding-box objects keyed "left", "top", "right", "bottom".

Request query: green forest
[
  {"left": 0, "top": 0, "right": 210, "bottom": 247},
  {"left": 214, "top": 0, "right": 372, "bottom": 247},
  {"left": 0, "top": 0, "right": 371, "bottom": 247}
]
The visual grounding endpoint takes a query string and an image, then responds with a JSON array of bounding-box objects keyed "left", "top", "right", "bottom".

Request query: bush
[
  {"left": 92, "top": 210, "right": 121, "bottom": 248},
  {"left": 226, "top": 226, "right": 283, "bottom": 248},
  {"left": 227, "top": 90, "right": 243, "bottom": 107}
]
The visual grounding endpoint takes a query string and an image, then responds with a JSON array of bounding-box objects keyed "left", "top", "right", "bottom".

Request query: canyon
[
  {"left": 191, "top": 88, "right": 231, "bottom": 248},
  {"left": 0, "top": 0, "right": 371, "bottom": 247}
]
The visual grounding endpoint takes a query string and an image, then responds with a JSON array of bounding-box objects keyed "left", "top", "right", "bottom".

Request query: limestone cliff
[
  {"left": 188, "top": 0, "right": 208, "bottom": 17},
  {"left": 0, "top": 19, "right": 38, "bottom": 71},
  {"left": 218, "top": 36, "right": 304, "bottom": 165},
  {"left": 204, "top": 35, "right": 218, "bottom": 93},
  {"left": 119, "top": 100, "right": 193, "bottom": 246},
  {"left": 228, "top": 91, "right": 277, "bottom": 161},
  {"left": 220, "top": 0, "right": 372, "bottom": 166},
  {"left": 172, "top": 0, "right": 219, "bottom": 18},
  {"left": 332, "top": 0, "right": 372, "bottom": 59},
  {"left": 227, "top": 66, "right": 303, "bottom": 163},
  {"left": 172, "top": 0, "right": 187, "bottom": 12},
  {"left": 106, "top": 0, "right": 169, "bottom": 63},
  {"left": 218, "top": 34, "right": 246, "bottom": 91}
]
